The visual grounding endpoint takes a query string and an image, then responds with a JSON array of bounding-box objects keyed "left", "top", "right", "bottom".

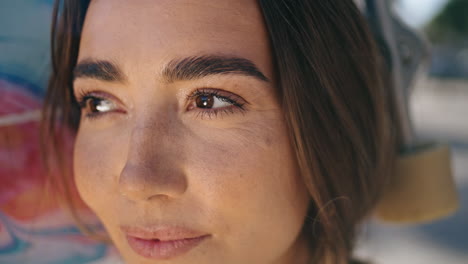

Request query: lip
[{"left": 121, "top": 225, "right": 211, "bottom": 260}]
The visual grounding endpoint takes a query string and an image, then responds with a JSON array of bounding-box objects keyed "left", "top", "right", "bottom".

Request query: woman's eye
[
  {"left": 195, "top": 94, "right": 233, "bottom": 109},
  {"left": 78, "top": 95, "right": 117, "bottom": 118},
  {"left": 188, "top": 88, "right": 247, "bottom": 120}
]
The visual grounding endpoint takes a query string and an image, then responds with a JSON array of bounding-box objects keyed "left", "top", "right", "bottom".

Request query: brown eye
[
  {"left": 82, "top": 96, "right": 116, "bottom": 114},
  {"left": 87, "top": 97, "right": 101, "bottom": 112},
  {"left": 195, "top": 95, "right": 214, "bottom": 108},
  {"left": 186, "top": 88, "right": 247, "bottom": 120},
  {"left": 194, "top": 94, "right": 234, "bottom": 110}
]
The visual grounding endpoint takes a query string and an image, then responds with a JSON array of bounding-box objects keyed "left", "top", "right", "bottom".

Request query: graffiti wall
[{"left": 0, "top": 2, "right": 119, "bottom": 263}]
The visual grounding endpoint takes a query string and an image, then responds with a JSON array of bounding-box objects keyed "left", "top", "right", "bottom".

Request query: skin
[{"left": 73, "top": 0, "right": 311, "bottom": 263}]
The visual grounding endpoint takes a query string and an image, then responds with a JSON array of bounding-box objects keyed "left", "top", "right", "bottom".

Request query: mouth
[{"left": 121, "top": 225, "right": 211, "bottom": 260}]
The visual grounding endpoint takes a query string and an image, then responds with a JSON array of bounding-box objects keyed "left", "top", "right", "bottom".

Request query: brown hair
[{"left": 41, "top": 0, "right": 397, "bottom": 263}]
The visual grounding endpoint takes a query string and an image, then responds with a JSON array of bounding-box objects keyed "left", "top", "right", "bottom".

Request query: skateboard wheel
[{"left": 375, "top": 144, "right": 459, "bottom": 223}]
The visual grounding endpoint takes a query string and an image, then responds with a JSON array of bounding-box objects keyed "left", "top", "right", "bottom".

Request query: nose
[{"left": 119, "top": 119, "right": 188, "bottom": 201}]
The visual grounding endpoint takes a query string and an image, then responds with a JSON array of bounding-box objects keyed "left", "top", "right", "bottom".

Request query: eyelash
[
  {"left": 75, "top": 88, "right": 247, "bottom": 120},
  {"left": 75, "top": 91, "right": 114, "bottom": 120},
  {"left": 186, "top": 88, "right": 247, "bottom": 120}
]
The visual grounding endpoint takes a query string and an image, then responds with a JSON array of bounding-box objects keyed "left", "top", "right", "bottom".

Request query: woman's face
[{"left": 73, "top": 0, "right": 311, "bottom": 263}]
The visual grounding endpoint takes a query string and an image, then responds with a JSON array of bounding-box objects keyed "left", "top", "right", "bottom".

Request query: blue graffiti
[{"left": 0, "top": 212, "right": 110, "bottom": 264}]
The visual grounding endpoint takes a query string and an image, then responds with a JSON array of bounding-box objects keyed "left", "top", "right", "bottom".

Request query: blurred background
[
  {"left": 356, "top": 0, "right": 468, "bottom": 263},
  {"left": 0, "top": 0, "right": 466, "bottom": 263}
]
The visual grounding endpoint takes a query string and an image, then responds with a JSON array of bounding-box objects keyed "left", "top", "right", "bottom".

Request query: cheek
[
  {"left": 186, "top": 116, "right": 310, "bottom": 256},
  {"left": 73, "top": 126, "right": 127, "bottom": 213}
]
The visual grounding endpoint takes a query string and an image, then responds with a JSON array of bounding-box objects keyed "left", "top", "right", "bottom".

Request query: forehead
[{"left": 79, "top": 0, "right": 273, "bottom": 79}]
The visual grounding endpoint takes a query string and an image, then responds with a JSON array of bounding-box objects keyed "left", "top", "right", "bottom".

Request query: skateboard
[{"left": 364, "top": 0, "right": 458, "bottom": 223}]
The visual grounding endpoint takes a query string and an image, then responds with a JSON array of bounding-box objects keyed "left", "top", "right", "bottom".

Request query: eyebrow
[
  {"left": 162, "top": 55, "right": 269, "bottom": 83},
  {"left": 73, "top": 55, "right": 269, "bottom": 83},
  {"left": 73, "top": 59, "right": 124, "bottom": 82}
]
